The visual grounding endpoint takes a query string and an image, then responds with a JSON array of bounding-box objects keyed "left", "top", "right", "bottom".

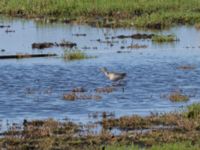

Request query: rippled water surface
[{"left": 0, "top": 16, "right": 200, "bottom": 127}]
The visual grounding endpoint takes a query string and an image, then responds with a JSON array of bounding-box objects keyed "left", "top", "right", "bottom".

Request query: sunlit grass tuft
[{"left": 63, "top": 49, "right": 95, "bottom": 60}]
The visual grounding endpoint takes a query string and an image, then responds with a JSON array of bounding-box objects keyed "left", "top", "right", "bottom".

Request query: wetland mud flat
[
  {"left": 1, "top": 1, "right": 200, "bottom": 149},
  {"left": 1, "top": 104, "right": 200, "bottom": 149}
]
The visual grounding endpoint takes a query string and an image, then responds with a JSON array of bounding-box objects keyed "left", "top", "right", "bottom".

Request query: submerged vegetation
[
  {"left": 1, "top": 103, "right": 200, "bottom": 149},
  {"left": 169, "top": 91, "right": 189, "bottom": 102},
  {"left": 195, "top": 23, "right": 200, "bottom": 29},
  {"left": 1, "top": 0, "right": 200, "bottom": 29},
  {"left": 152, "top": 35, "right": 178, "bottom": 43},
  {"left": 177, "top": 65, "right": 196, "bottom": 70},
  {"left": 32, "top": 41, "right": 77, "bottom": 49}
]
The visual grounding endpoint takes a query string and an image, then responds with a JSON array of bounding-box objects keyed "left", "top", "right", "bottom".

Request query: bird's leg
[
  {"left": 112, "top": 81, "right": 121, "bottom": 87},
  {"left": 112, "top": 82, "right": 117, "bottom": 87},
  {"left": 118, "top": 80, "right": 125, "bottom": 92},
  {"left": 118, "top": 80, "right": 125, "bottom": 86}
]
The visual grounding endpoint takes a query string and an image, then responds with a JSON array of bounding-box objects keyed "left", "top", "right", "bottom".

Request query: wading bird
[{"left": 100, "top": 67, "right": 126, "bottom": 81}]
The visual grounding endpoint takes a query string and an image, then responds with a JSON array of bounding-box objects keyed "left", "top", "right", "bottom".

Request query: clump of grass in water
[
  {"left": 63, "top": 49, "right": 92, "bottom": 60},
  {"left": 169, "top": 91, "right": 189, "bottom": 102},
  {"left": 152, "top": 35, "right": 178, "bottom": 43}
]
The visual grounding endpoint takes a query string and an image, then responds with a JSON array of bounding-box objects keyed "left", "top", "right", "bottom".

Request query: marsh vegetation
[
  {"left": 63, "top": 49, "right": 94, "bottom": 60},
  {"left": 1, "top": 0, "right": 200, "bottom": 29},
  {"left": 1, "top": 103, "right": 200, "bottom": 149},
  {"left": 0, "top": 1, "right": 200, "bottom": 150}
]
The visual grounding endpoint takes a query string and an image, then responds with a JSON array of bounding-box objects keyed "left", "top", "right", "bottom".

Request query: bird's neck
[{"left": 103, "top": 71, "right": 109, "bottom": 77}]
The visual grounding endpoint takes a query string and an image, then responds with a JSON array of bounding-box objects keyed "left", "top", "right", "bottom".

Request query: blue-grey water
[{"left": 0, "top": 16, "right": 200, "bottom": 129}]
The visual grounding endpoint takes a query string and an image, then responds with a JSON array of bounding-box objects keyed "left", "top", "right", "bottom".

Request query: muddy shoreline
[
  {"left": 1, "top": 103, "right": 200, "bottom": 149},
  {"left": 0, "top": 14, "right": 193, "bottom": 30}
]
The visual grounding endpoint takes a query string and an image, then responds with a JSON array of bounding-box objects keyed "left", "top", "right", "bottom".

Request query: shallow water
[{"left": 0, "top": 16, "right": 200, "bottom": 128}]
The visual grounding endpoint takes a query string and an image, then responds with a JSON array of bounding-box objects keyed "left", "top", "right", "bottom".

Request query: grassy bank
[
  {"left": 0, "top": 0, "right": 200, "bottom": 29},
  {"left": 107, "top": 142, "right": 200, "bottom": 150},
  {"left": 1, "top": 103, "right": 200, "bottom": 149}
]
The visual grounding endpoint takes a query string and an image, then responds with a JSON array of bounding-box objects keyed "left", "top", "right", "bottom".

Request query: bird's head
[{"left": 100, "top": 67, "right": 108, "bottom": 73}]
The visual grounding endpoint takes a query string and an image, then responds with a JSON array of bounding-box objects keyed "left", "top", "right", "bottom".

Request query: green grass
[
  {"left": 1, "top": 0, "right": 200, "bottom": 28},
  {"left": 152, "top": 35, "right": 178, "bottom": 43},
  {"left": 185, "top": 103, "right": 200, "bottom": 119},
  {"left": 63, "top": 49, "right": 96, "bottom": 60},
  {"left": 106, "top": 142, "right": 200, "bottom": 150},
  {"left": 151, "top": 141, "right": 200, "bottom": 150}
]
